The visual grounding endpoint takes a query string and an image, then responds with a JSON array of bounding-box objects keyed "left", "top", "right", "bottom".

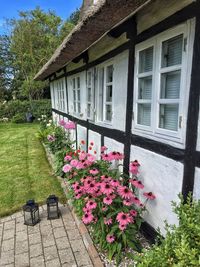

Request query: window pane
[
  {"left": 98, "top": 68, "right": 104, "bottom": 121},
  {"left": 105, "top": 105, "right": 112, "bottom": 121},
  {"left": 106, "top": 65, "right": 113, "bottom": 83},
  {"left": 106, "top": 85, "right": 112, "bottom": 102},
  {"left": 73, "top": 102, "right": 76, "bottom": 112},
  {"left": 138, "top": 76, "right": 152, "bottom": 99},
  {"left": 160, "top": 70, "right": 181, "bottom": 99},
  {"left": 87, "top": 104, "right": 91, "bottom": 118},
  {"left": 73, "top": 78, "right": 75, "bottom": 89},
  {"left": 77, "top": 77, "right": 80, "bottom": 88},
  {"left": 87, "top": 72, "right": 92, "bottom": 86},
  {"left": 159, "top": 104, "right": 179, "bottom": 131},
  {"left": 137, "top": 104, "right": 151, "bottom": 126},
  {"left": 78, "top": 103, "right": 81, "bottom": 113},
  {"left": 87, "top": 87, "right": 91, "bottom": 102},
  {"left": 73, "top": 90, "right": 76, "bottom": 101},
  {"left": 139, "top": 47, "right": 153, "bottom": 73},
  {"left": 77, "top": 90, "right": 80, "bottom": 101},
  {"left": 161, "top": 35, "right": 183, "bottom": 68}
]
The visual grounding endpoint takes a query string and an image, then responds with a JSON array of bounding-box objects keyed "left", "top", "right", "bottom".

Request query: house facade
[{"left": 35, "top": 0, "right": 200, "bottom": 238}]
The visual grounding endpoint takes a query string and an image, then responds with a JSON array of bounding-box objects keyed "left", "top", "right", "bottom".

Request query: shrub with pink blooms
[{"left": 63, "top": 142, "right": 156, "bottom": 263}]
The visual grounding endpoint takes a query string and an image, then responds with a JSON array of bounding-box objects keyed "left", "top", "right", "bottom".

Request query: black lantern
[
  {"left": 23, "top": 200, "right": 40, "bottom": 226},
  {"left": 46, "top": 195, "right": 60, "bottom": 219}
]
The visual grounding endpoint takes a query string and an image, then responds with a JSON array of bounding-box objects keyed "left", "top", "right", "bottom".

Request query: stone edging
[{"left": 43, "top": 144, "right": 104, "bottom": 267}]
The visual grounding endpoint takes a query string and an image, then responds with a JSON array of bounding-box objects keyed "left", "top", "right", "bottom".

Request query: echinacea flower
[
  {"left": 89, "top": 168, "right": 99, "bottom": 175},
  {"left": 103, "top": 196, "right": 113, "bottom": 205},
  {"left": 101, "top": 146, "right": 108, "bottom": 152},
  {"left": 64, "top": 121, "right": 75, "bottom": 129},
  {"left": 116, "top": 212, "right": 133, "bottom": 225},
  {"left": 64, "top": 155, "right": 72, "bottom": 161},
  {"left": 130, "top": 179, "right": 144, "bottom": 189},
  {"left": 82, "top": 213, "right": 94, "bottom": 224},
  {"left": 62, "top": 164, "right": 72, "bottom": 173},
  {"left": 86, "top": 200, "right": 97, "bottom": 210},
  {"left": 70, "top": 159, "right": 79, "bottom": 167},
  {"left": 119, "top": 224, "right": 127, "bottom": 231},
  {"left": 118, "top": 186, "right": 134, "bottom": 199},
  {"left": 101, "top": 183, "right": 114, "bottom": 195},
  {"left": 130, "top": 210, "right": 138, "bottom": 217},
  {"left": 104, "top": 217, "right": 112, "bottom": 225},
  {"left": 106, "top": 234, "right": 115, "bottom": 243},
  {"left": 59, "top": 119, "right": 65, "bottom": 126},
  {"left": 143, "top": 192, "right": 156, "bottom": 200}
]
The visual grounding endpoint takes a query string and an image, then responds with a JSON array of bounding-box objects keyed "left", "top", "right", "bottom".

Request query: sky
[{"left": 0, "top": 0, "right": 82, "bottom": 34}]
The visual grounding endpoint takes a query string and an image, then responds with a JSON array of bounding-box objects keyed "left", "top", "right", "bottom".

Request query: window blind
[
  {"left": 138, "top": 104, "right": 151, "bottom": 126},
  {"left": 139, "top": 47, "right": 153, "bottom": 73},
  {"left": 159, "top": 104, "right": 178, "bottom": 131}
]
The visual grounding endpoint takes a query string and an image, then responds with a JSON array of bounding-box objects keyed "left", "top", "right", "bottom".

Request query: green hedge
[{"left": 0, "top": 99, "right": 52, "bottom": 122}]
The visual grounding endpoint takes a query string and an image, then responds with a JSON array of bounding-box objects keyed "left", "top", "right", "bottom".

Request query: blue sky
[{"left": 0, "top": 0, "right": 82, "bottom": 34}]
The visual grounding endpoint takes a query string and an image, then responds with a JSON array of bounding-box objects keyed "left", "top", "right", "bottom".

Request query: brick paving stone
[
  {"left": 3, "top": 229, "right": 15, "bottom": 241},
  {"left": 15, "top": 252, "right": 29, "bottom": 267},
  {"left": 58, "top": 248, "right": 76, "bottom": 265},
  {"left": 70, "top": 239, "right": 86, "bottom": 253},
  {"left": 29, "top": 232, "right": 41, "bottom": 245},
  {"left": 44, "top": 245, "right": 59, "bottom": 261},
  {"left": 28, "top": 224, "right": 40, "bottom": 234},
  {"left": 16, "top": 230, "right": 28, "bottom": 242},
  {"left": 30, "top": 243, "right": 43, "bottom": 258},
  {"left": 1, "top": 238, "right": 14, "bottom": 252},
  {"left": 62, "top": 264, "right": 77, "bottom": 267},
  {"left": 67, "top": 229, "right": 81, "bottom": 241},
  {"left": 16, "top": 222, "right": 27, "bottom": 232},
  {"left": 30, "top": 255, "right": 45, "bottom": 267},
  {"left": 46, "top": 258, "right": 61, "bottom": 267},
  {"left": 0, "top": 250, "right": 14, "bottom": 265},
  {"left": 15, "top": 240, "right": 29, "bottom": 255},
  {"left": 74, "top": 251, "right": 93, "bottom": 267},
  {"left": 4, "top": 221, "right": 15, "bottom": 231},
  {"left": 53, "top": 227, "right": 67, "bottom": 239},
  {"left": 42, "top": 232, "right": 55, "bottom": 248},
  {"left": 40, "top": 224, "right": 52, "bottom": 234},
  {"left": 0, "top": 216, "right": 12, "bottom": 223},
  {"left": 51, "top": 219, "right": 64, "bottom": 229},
  {"left": 55, "top": 237, "right": 70, "bottom": 250}
]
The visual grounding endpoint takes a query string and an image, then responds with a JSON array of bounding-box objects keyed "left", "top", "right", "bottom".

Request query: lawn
[{"left": 0, "top": 123, "right": 66, "bottom": 217}]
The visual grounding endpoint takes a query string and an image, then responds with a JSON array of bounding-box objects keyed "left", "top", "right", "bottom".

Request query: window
[
  {"left": 97, "top": 63, "right": 113, "bottom": 123},
  {"left": 86, "top": 69, "right": 95, "bottom": 120},
  {"left": 72, "top": 76, "right": 81, "bottom": 114},
  {"left": 133, "top": 21, "right": 194, "bottom": 144},
  {"left": 54, "top": 79, "right": 65, "bottom": 112}
]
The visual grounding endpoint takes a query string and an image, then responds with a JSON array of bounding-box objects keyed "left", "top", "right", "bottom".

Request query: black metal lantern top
[
  {"left": 23, "top": 199, "right": 40, "bottom": 226},
  {"left": 46, "top": 195, "right": 59, "bottom": 219}
]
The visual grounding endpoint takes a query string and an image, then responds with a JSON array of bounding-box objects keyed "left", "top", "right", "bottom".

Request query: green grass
[{"left": 0, "top": 123, "right": 66, "bottom": 217}]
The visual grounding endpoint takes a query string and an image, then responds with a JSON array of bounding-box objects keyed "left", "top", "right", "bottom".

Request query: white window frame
[
  {"left": 133, "top": 19, "right": 195, "bottom": 147},
  {"left": 53, "top": 78, "right": 66, "bottom": 112},
  {"left": 97, "top": 61, "right": 114, "bottom": 124},
  {"left": 71, "top": 76, "right": 81, "bottom": 115},
  {"left": 86, "top": 69, "right": 95, "bottom": 120}
]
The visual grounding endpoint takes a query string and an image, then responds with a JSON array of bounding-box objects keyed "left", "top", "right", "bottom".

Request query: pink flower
[
  {"left": 119, "top": 224, "right": 127, "bottom": 231},
  {"left": 64, "top": 155, "right": 72, "bottom": 161},
  {"left": 89, "top": 168, "right": 99, "bottom": 175},
  {"left": 123, "top": 199, "right": 134, "bottom": 206},
  {"left": 62, "top": 164, "right": 72, "bottom": 173},
  {"left": 130, "top": 179, "right": 144, "bottom": 189},
  {"left": 86, "top": 200, "right": 97, "bottom": 210},
  {"left": 70, "top": 159, "right": 79, "bottom": 167},
  {"left": 76, "top": 162, "right": 84, "bottom": 169},
  {"left": 129, "top": 160, "right": 140, "bottom": 175},
  {"left": 130, "top": 210, "right": 138, "bottom": 217},
  {"left": 87, "top": 155, "right": 96, "bottom": 162},
  {"left": 47, "top": 135, "right": 55, "bottom": 142},
  {"left": 132, "top": 197, "right": 142, "bottom": 206},
  {"left": 79, "top": 152, "right": 87, "bottom": 161},
  {"left": 118, "top": 186, "right": 134, "bottom": 199},
  {"left": 143, "top": 192, "right": 156, "bottom": 200},
  {"left": 106, "top": 234, "right": 115, "bottom": 243},
  {"left": 110, "top": 179, "right": 120, "bottom": 187},
  {"left": 101, "top": 183, "right": 114, "bottom": 195},
  {"left": 101, "top": 146, "right": 108, "bottom": 152},
  {"left": 116, "top": 212, "right": 133, "bottom": 225},
  {"left": 103, "top": 196, "right": 113, "bottom": 205},
  {"left": 82, "top": 213, "right": 94, "bottom": 224},
  {"left": 59, "top": 119, "right": 65, "bottom": 126},
  {"left": 102, "top": 206, "right": 108, "bottom": 212},
  {"left": 64, "top": 121, "right": 75, "bottom": 129},
  {"left": 104, "top": 218, "right": 112, "bottom": 225}
]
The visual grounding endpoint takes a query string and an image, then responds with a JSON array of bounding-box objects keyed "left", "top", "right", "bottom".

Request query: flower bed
[{"left": 38, "top": 118, "right": 155, "bottom": 265}]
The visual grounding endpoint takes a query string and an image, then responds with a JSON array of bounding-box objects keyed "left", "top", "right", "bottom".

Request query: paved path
[{"left": 0, "top": 204, "right": 94, "bottom": 267}]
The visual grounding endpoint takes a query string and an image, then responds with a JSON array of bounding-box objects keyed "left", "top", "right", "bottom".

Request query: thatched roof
[{"left": 34, "top": 0, "right": 151, "bottom": 81}]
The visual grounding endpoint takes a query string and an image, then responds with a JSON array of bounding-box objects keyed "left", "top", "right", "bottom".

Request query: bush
[
  {"left": 0, "top": 99, "right": 51, "bottom": 122},
  {"left": 11, "top": 113, "right": 25, "bottom": 123},
  {"left": 136, "top": 194, "right": 200, "bottom": 267}
]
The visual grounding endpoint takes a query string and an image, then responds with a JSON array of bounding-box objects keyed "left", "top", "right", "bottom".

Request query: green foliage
[
  {"left": 136, "top": 194, "right": 200, "bottom": 267},
  {"left": 0, "top": 99, "right": 51, "bottom": 122}
]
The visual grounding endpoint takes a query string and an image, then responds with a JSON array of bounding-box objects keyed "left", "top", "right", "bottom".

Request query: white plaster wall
[
  {"left": 196, "top": 100, "right": 200, "bottom": 151},
  {"left": 193, "top": 167, "right": 200, "bottom": 200},
  {"left": 88, "top": 130, "right": 101, "bottom": 159},
  {"left": 130, "top": 145, "right": 184, "bottom": 234}
]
